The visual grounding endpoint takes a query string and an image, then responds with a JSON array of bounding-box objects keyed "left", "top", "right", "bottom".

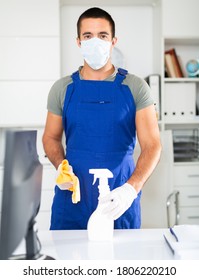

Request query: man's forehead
[{"left": 80, "top": 18, "right": 111, "bottom": 29}]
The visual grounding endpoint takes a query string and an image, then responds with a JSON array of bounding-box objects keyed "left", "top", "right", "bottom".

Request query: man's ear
[
  {"left": 112, "top": 37, "right": 117, "bottom": 47},
  {"left": 111, "top": 37, "right": 117, "bottom": 51},
  {"left": 76, "top": 37, "right": 81, "bottom": 48}
]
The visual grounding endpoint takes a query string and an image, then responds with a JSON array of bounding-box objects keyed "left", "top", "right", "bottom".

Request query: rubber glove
[
  {"left": 56, "top": 159, "right": 80, "bottom": 203},
  {"left": 99, "top": 183, "right": 137, "bottom": 220}
]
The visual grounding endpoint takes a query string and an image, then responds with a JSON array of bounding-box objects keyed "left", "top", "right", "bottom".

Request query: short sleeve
[
  {"left": 47, "top": 76, "right": 73, "bottom": 116},
  {"left": 123, "top": 74, "right": 154, "bottom": 111}
]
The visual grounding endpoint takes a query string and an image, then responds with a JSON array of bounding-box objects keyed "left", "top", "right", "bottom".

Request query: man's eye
[
  {"left": 99, "top": 34, "right": 108, "bottom": 40},
  {"left": 83, "top": 35, "right": 92, "bottom": 40}
]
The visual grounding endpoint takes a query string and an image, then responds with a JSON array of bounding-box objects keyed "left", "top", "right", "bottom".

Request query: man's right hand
[
  {"left": 55, "top": 159, "right": 80, "bottom": 203},
  {"left": 56, "top": 161, "right": 74, "bottom": 190}
]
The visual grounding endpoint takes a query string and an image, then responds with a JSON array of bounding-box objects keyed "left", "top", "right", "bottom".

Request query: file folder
[{"left": 145, "top": 74, "right": 161, "bottom": 120}]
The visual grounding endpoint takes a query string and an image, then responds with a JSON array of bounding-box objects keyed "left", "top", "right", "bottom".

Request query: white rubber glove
[
  {"left": 99, "top": 183, "right": 137, "bottom": 220},
  {"left": 56, "top": 163, "right": 74, "bottom": 190}
]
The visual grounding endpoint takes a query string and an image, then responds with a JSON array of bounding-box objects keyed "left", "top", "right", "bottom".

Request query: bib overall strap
[
  {"left": 115, "top": 68, "right": 128, "bottom": 84},
  {"left": 71, "top": 70, "right": 80, "bottom": 82},
  {"left": 62, "top": 70, "right": 79, "bottom": 131}
]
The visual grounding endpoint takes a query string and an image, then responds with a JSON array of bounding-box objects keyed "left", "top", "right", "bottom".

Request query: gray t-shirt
[{"left": 47, "top": 68, "right": 154, "bottom": 116}]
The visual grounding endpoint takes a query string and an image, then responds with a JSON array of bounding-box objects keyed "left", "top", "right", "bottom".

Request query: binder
[
  {"left": 145, "top": 74, "right": 161, "bottom": 120},
  {"left": 165, "top": 48, "right": 184, "bottom": 78}
]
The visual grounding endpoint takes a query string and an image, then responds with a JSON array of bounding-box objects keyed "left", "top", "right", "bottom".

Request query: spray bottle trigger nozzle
[
  {"left": 89, "top": 168, "right": 113, "bottom": 186},
  {"left": 92, "top": 175, "right": 97, "bottom": 185}
]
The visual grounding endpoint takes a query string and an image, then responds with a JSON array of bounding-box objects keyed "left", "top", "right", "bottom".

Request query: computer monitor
[{"left": 0, "top": 130, "right": 53, "bottom": 260}]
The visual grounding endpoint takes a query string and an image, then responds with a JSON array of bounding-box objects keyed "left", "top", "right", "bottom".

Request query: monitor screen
[{"left": 0, "top": 130, "right": 53, "bottom": 260}]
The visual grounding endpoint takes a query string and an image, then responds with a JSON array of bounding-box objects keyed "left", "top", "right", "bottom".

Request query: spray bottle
[{"left": 87, "top": 168, "right": 114, "bottom": 241}]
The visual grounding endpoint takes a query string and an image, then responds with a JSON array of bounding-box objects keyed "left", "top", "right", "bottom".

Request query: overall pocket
[{"left": 77, "top": 101, "right": 114, "bottom": 137}]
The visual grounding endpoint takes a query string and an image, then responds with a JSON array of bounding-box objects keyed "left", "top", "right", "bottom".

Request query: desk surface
[{"left": 37, "top": 228, "right": 175, "bottom": 260}]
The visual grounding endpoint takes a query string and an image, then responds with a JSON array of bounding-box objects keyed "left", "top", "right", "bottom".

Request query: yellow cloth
[{"left": 56, "top": 159, "right": 80, "bottom": 203}]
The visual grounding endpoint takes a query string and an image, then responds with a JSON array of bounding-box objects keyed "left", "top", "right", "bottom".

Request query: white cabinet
[
  {"left": 173, "top": 164, "right": 199, "bottom": 225},
  {"left": 164, "top": 82, "right": 196, "bottom": 121},
  {"left": 173, "top": 165, "right": 199, "bottom": 186},
  {"left": 162, "top": 1, "right": 199, "bottom": 127},
  {"left": 163, "top": 39, "right": 199, "bottom": 126},
  {"left": 161, "top": 1, "right": 199, "bottom": 227}
]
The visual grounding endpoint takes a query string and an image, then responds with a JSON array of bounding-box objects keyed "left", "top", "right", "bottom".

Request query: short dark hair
[{"left": 77, "top": 7, "right": 115, "bottom": 38}]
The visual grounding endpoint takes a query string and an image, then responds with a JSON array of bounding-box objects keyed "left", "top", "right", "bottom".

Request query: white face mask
[{"left": 80, "top": 37, "right": 112, "bottom": 70}]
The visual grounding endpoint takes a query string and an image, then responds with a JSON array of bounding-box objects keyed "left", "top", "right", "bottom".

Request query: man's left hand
[{"left": 99, "top": 183, "right": 137, "bottom": 220}]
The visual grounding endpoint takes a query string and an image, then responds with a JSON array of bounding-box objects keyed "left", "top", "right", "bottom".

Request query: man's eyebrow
[
  {"left": 82, "top": 31, "right": 110, "bottom": 36},
  {"left": 99, "top": 31, "right": 109, "bottom": 35},
  {"left": 82, "top": 32, "right": 92, "bottom": 36}
]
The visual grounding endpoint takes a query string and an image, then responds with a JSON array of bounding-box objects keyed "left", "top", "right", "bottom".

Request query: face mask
[{"left": 80, "top": 37, "right": 112, "bottom": 70}]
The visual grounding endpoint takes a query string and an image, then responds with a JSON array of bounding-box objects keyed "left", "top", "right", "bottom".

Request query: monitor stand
[
  {"left": 10, "top": 220, "right": 55, "bottom": 260},
  {"left": 9, "top": 254, "right": 55, "bottom": 260}
]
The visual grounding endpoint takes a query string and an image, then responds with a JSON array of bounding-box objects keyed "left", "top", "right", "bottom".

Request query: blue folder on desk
[{"left": 163, "top": 225, "right": 199, "bottom": 259}]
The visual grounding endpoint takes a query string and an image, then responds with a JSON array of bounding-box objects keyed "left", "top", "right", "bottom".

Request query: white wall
[
  {"left": 0, "top": 0, "right": 60, "bottom": 127},
  {"left": 61, "top": 5, "right": 154, "bottom": 78}
]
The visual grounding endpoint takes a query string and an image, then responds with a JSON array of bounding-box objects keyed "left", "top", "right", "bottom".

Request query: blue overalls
[{"left": 50, "top": 68, "right": 141, "bottom": 230}]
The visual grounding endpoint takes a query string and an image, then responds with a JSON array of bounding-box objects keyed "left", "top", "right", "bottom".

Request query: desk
[{"left": 37, "top": 228, "right": 175, "bottom": 260}]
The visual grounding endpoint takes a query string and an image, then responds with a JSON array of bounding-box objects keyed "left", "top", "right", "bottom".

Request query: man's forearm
[
  {"left": 127, "top": 142, "right": 162, "bottom": 193},
  {"left": 43, "top": 138, "right": 65, "bottom": 169}
]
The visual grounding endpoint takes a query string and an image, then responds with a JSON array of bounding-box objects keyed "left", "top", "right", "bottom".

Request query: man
[{"left": 42, "top": 7, "right": 162, "bottom": 230}]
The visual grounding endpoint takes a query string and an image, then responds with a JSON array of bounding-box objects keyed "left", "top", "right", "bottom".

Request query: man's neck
[{"left": 80, "top": 63, "right": 115, "bottom": 80}]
